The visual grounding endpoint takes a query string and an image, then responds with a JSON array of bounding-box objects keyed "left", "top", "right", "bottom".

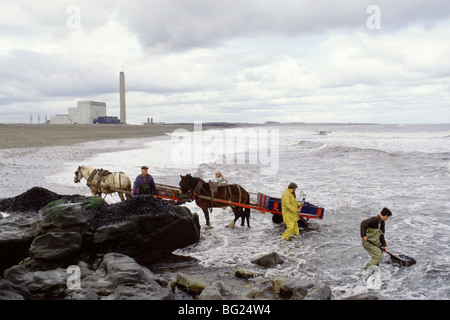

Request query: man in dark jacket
[
  {"left": 360, "top": 207, "right": 392, "bottom": 270},
  {"left": 132, "top": 166, "right": 157, "bottom": 196}
]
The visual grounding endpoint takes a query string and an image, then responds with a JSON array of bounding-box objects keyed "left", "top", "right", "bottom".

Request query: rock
[
  {"left": 341, "top": 293, "right": 381, "bottom": 300},
  {"left": 0, "top": 190, "right": 96, "bottom": 273},
  {"left": 251, "top": 252, "right": 284, "bottom": 268},
  {"left": 80, "top": 273, "right": 116, "bottom": 296},
  {"left": 198, "top": 281, "right": 228, "bottom": 300},
  {"left": 0, "top": 212, "right": 41, "bottom": 273},
  {"left": 303, "top": 283, "right": 332, "bottom": 300},
  {"left": 77, "top": 253, "right": 173, "bottom": 300},
  {"left": 176, "top": 273, "right": 209, "bottom": 295},
  {"left": 0, "top": 290, "right": 25, "bottom": 300},
  {"left": 98, "top": 252, "right": 163, "bottom": 287},
  {"left": 235, "top": 268, "right": 255, "bottom": 279},
  {"left": 0, "top": 279, "right": 31, "bottom": 300},
  {"left": 279, "top": 277, "right": 315, "bottom": 300},
  {"left": 92, "top": 196, "right": 201, "bottom": 265},
  {"left": 1, "top": 188, "right": 201, "bottom": 274},
  {"left": 272, "top": 277, "right": 289, "bottom": 294},
  {"left": 64, "top": 289, "right": 99, "bottom": 300},
  {"left": 39, "top": 197, "right": 102, "bottom": 235},
  {"left": 29, "top": 232, "right": 82, "bottom": 262},
  {"left": 3, "top": 264, "right": 68, "bottom": 299},
  {"left": 238, "top": 285, "right": 277, "bottom": 300},
  {"left": 104, "top": 284, "right": 173, "bottom": 300}
]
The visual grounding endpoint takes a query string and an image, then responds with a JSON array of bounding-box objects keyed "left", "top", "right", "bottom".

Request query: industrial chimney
[{"left": 119, "top": 71, "right": 127, "bottom": 124}]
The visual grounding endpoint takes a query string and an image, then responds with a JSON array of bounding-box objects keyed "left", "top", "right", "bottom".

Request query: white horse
[{"left": 74, "top": 165, "right": 132, "bottom": 201}]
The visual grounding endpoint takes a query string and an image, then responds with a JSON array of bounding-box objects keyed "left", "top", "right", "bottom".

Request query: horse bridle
[
  {"left": 74, "top": 167, "right": 82, "bottom": 183},
  {"left": 188, "top": 178, "right": 204, "bottom": 201}
]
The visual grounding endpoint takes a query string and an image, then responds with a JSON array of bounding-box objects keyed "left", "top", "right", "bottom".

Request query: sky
[{"left": 1, "top": 0, "right": 450, "bottom": 124}]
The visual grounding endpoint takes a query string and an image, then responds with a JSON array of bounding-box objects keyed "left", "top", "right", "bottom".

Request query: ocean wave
[{"left": 312, "top": 143, "right": 398, "bottom": 158}]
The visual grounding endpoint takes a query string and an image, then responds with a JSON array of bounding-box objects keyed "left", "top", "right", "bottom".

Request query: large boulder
[
  {"left": 82, "top": 253, "right": 173, "bottom": 300},
  {"left": 3, "top": 252, "right": 175, "bottom": 300},
  {"left": 91, "top": 196, "right": 201, "bottom": 265},
  {"left": 0, "top": 212, "right": 41, "bottom": 273},
  {"left": 28, "top": 232, "right": 82, "bottom": 268},
  {"left": 3, "top": 265, "right": 68, "bottom": 299},
  {"left": 39, "top": 196, "right": 103, "bottom": 235},
  {"left": 0, "top": 279, "right": 32, "bottom": 300},
  {"left": 279, "top": 277, "right": 315, "bottom": 300},
  {"left": 0, "top": 188, "right": 201, "bottom": 274},
  {"left": 0, "top": 189, "right": 96, "bottom": 273}
]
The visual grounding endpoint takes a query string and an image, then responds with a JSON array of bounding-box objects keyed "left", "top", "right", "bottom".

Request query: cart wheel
[
  {"left": 272, "top": 213, "right": 283, "bottom": 224},
  {"left": 298, "top": 217, "right": 308, "bottom": 229}
]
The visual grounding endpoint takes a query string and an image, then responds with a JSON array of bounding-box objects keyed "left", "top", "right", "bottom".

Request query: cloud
[
  {"left": 117, "top": 0, "right": 450, "bottom": 52},
  {"left": 1, "top": 1, "right": 450, "bottom": 124}
]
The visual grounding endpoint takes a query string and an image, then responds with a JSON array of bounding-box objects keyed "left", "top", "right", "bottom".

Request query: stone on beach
[{"left": 251, "top": 252, "right": 284, "bottom": 268}]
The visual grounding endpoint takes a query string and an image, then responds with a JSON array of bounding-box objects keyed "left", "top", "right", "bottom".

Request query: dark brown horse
[{"left": 179, "top": 174, "right": 251, "bottom": 228}]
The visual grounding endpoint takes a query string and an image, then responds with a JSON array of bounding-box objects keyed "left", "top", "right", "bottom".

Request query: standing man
[
  {"left": 281, "top": 182, "right": 303, "bottom": 241},
  {"left": 132, "top": 166, "right": 157, "bottom": 197},
  {"left": 360, "top": 207, "right": 392, "bottom": 270}
]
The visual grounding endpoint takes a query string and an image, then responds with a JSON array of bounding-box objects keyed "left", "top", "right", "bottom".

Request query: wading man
[
  {"left": 360, "top": 207, "right": 392, "bottom": 270},
  {"left": 281, "top": 182, "right": 303, "bottom": 241}
]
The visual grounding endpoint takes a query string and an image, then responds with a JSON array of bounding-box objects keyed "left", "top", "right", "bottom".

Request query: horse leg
[
  {"left": 118, "top": 192, "right": 125, "bottom": 201},
  {"left": 89, "top": 187, "right": 97, "bottom": 197},
  {"left": 202, "top": 207, "right": 212, "bottom": 228},
  {"left": 244, "top": 207, "right": 251, "bottom": 228},
  {"left": 227, "top": 207, "right": 241, "bottom": 228}
]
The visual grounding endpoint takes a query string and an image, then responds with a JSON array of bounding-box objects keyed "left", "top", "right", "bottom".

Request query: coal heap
[
  {"left": 0, "top": 187, "right": 61, "bottom": 213},
  {"left": 92, "top": 195, "right": 179, "bottom": 228}
]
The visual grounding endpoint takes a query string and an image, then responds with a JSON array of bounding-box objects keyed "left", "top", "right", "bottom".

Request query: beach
[{"left": 0, "top": 123, "right": 201, "bottom": 149}]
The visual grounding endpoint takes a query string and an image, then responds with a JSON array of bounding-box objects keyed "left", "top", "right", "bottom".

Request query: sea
[{"left": 20, "top": 123, "right": 450, "bottom": 299}]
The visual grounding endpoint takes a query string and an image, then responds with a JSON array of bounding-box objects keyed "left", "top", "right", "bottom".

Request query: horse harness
[
  {"left": 190, "top": 179, "right": 242, "bottom": 212},
  {"left": 87, "top": 168, "right": 126, "bottom": 195}
]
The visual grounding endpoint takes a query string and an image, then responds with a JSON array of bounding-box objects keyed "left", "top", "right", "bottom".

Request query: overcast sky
[{"left": 1, "top": 0, "right": 450, "bottom": 124}]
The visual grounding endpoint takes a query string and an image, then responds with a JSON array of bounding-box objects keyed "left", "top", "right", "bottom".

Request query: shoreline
[
  {"left": 0, "top": 123, "right": 259, "bottom": 149},
  {"left": 0, "top": 123, "right": 200, "bottom": 149}
]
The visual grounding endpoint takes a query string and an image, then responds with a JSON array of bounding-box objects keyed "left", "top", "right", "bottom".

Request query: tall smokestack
[{"left": 120, "top": 71, "right": 126, "bottom": 124}]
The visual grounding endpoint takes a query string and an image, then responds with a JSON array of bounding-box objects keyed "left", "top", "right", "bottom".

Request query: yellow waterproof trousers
[{"left": 281, "top": 189, "right": 301, "bottom": 240}]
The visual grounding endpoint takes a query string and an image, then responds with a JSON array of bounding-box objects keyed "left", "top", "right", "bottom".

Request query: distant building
[
  {"left": 68, "top": 101, "right": 106, "bottom": 124},
  {"left": 94, "top": 116, "right": 121, "bottom": 124},
  {"left": 50, "top": 101, "right": 120, "bottom": 125},
  {"left": 50, "top": 114, "right": 70, "bottom": 124}
]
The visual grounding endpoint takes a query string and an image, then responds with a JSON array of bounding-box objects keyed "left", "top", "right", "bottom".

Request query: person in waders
[
  {"left": 132, "top": 166, "right": 157, "bottom": 197},
  {"left": 281, "top": 182, "right": 303, "bottom": 241},
  {"left": 360, "top": 208, "right": 392, "bottom": 271}
]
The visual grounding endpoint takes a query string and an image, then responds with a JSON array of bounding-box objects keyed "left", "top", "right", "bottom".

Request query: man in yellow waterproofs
[{"left": 281, "top": 182, "right": 303, "bottom": 241}]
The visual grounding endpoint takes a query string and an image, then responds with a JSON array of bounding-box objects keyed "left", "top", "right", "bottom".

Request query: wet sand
[{"left": 0, "top": 123, "right": 200, "bottom": 149}]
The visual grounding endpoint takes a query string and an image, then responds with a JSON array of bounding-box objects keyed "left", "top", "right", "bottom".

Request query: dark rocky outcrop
[{"left": 0, "top": 188, "right": 201, "bottom": 276}]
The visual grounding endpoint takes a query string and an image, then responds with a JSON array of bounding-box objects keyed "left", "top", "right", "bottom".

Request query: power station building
[
  {"left": 50, "top": 101, "right": 107, "bottom": 124},
  {"left": 50, "top": 72, "right": 127, "bottom": 125}
]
